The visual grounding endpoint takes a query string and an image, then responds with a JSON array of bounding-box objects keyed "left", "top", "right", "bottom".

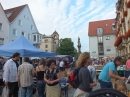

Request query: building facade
[
  {"left": 40, "top": 31, "right": 59, "bottom": 54},
  {"left": 0, "top": 3, "right": 9, "bottom": 46},
  {"left": 114, "top": 0, "right": 130, "bottom": 59},
  {"left": 88, "top": 19, "right": 117, "bottom": 59},
  {"left": 4, "top": 4, "right": 42, "bottom": 48}
]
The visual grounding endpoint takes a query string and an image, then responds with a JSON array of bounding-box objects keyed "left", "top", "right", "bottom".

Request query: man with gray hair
[{"left": 18, "top": 57, "right": 35, "bottom": 97}]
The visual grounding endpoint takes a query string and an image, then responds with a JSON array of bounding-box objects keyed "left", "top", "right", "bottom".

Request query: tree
[{"left": 57, "top": 38, "right": 77, "bottom": 57}]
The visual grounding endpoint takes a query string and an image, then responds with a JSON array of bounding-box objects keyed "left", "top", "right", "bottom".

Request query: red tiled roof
[
  {"left": 88, "top": 19, "right": 116, "bottom": 36},
  {"left": 4, "top": 4, "right": 27, "bottom": 23}
]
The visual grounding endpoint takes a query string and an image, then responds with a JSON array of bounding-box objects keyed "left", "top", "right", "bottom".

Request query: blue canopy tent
[{"left": 0, "top": 35, "right": 54, "bottom": 57}]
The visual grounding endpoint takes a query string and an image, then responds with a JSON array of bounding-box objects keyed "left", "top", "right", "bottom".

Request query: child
[{"left": 115, "top": 80, "right": 127, "bottom": 95}]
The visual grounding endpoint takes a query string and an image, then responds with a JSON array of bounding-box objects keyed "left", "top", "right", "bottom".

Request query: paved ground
[{"left": 68, "top": 84, "right": 100, "bottom": 97}]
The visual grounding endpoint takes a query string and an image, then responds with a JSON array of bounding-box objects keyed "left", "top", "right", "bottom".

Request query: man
[
  {"left": 126, "top": 57, "right": 130, "bottom": 69},
  {"left": 0, "top": 57, "right": 3, "bottom": 70},
  {"left": 98, "top": 56, "right": 127, "bottom": 89},
  {"left": 18, "top": 57, "right": 35, "bottom": 97},
  {"left": 3, "top": 52, "right": 20, "bottom": 97},
  {"left": 59, "top": 59, "right": 64, "bottom": 71}
]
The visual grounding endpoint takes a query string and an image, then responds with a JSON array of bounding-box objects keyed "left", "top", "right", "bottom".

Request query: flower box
[
  {"left": 123, "top": 11, "right": 127, "bottom": 17},
  {"left": 127, "top": 0, "right": 130, "bottom": 8}
]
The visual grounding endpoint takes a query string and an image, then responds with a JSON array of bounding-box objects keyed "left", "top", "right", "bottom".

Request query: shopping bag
[{"left": 2, "top": 86, "right": 9, "bottom": 97}]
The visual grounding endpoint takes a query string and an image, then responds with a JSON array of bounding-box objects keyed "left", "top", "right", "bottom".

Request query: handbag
[{"left": 2, "top": 86, "right": 9, "bottom": 97}]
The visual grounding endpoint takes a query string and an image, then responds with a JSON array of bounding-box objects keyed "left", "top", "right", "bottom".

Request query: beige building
[
  {"left": 40, "top": 31, "right": 59, "bottom": 54},
  {"left": 0, "top": 3, "right": 9, "bottom": 46},
  {"left": 88, "top": 19, "right": 117, "bottom": 59},
  {"left": 114, "top": 0, "right": 130, "bottom": 58}
]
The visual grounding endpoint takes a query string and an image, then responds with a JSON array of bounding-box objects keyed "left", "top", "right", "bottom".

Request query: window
[
  {"left": 106, "top": 36, "right": 110, "bottom": 40},
  {"left": 45, "top": 39, "right": 48, "bottom": 43},
  {"left": 19, "top": 20, "right": 22, "bottom": 26},
  {"left": 0, "top": 23, "right": 3, "bottom": 31},
  {"left": 0, "top": 38, "right": 4, "bottom": 46},
  {"left": 128, "top": 21, "right": 130, "bottom": 29},
  {"left": 37, "top": 35, "right": 39, "bottom": 42},
  {"left": 13, "top": 29, "right": 17, "bottom": 36},
  {"left": 112, "top": 23, "right": 116, "bottom": 31},
  {"left": 45, "top": 45, "right": 48, "bottom": 48},
  {"left": 28, "top": 34, "right": 31, "bottom": 40},
  {"left": 98, "top": 37, "right": 103, "bottom": 43},
  {"left": 54, "top": 35, "right": 56, "bottom": 38},
  {"left": 31, "top": 25, "right": 34, "bottom": 30},
  {"left": 33, "top": 35, "right": 36, "bottom": 42},
  {"left": 97, "top": 28, "right": 103, "bottom": 35},
  {"left": 106, "top": 46, "right": 111, "bottom": 51},
  {"left": 24, "top": 15, "right": 27, "bottom": 19}
]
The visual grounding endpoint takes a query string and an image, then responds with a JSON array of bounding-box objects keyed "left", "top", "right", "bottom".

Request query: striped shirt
[{"left": 18, "top": 62, "right": 35, "bottom": 87}]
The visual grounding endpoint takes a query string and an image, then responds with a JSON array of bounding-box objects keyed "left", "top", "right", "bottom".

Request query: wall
[
  {"left": 0, "top": 5, "right": 9, "bottom": 45},
  {"left": 103, "top": 34, "right": 117, "bottom": 57},
  {"left": 40, "top": 37, "right": 53, "bottom": 52},
  {"left": 89, "top": 36, "right": 99, "bottom": 58},
  {"left": 8, "top": 5, "right": 38, "bottom": 44}
]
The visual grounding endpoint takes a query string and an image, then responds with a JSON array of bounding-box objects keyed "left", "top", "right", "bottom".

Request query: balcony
[
  {"left": 116, "top": 0, "right": 123, "bottom": 11},
  {"left": 98, "top": 43, "right": 104, "bottom": 55}
]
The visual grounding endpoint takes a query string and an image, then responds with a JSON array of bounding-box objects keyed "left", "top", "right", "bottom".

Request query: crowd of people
[
  {"left": 73, "top": 53, "right": 129, "bottom": 97},
  {"left": 0, "top": 52, "right": 73, "bottom": 97},
  {"left": 0, "top": 52, "right": 130, "bottom": 97}
]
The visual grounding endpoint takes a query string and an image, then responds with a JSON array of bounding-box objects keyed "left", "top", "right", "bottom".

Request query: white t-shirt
[
  {"left": 59, "top": 61, "right": 64, "bottom": 67},
  {"left": 88, "top": 65, "right": 95, "bottom": 73}
]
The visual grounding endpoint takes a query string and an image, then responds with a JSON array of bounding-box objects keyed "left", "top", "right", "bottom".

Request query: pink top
[{"left": 126, "top": 60, "right": 130, "bottom": 68}]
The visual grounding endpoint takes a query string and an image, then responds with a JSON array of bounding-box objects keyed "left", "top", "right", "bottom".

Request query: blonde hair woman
[{"left": 73, "top": 52, "right": 97, "bottom": 97}]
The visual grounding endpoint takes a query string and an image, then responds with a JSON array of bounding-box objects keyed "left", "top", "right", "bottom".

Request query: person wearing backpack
[
  {"left": 73, "top": 52, "right": 97, "bottom": 97},
  {"left": 44, "top": 59, "right": 61, "bottom": 97}
]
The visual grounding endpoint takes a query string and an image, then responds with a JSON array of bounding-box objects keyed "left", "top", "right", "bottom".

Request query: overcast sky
[{"left": 0, "top": 0, "right": 117, "bottom": 52}]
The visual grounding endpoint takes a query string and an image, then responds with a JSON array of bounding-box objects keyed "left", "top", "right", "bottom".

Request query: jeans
[
  {"left": 20, "top": 85, "right": 33, "bottom": 97},
  {"left": 37, "top": 81, "right": 46, "bottom": 97},
  {"left": 99, "top": 79, "right": 113, "bottom": 89}
]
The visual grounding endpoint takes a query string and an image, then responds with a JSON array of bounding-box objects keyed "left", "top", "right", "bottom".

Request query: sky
[{"left": 0, "top": 0, "right": 117, "bottom": 52}]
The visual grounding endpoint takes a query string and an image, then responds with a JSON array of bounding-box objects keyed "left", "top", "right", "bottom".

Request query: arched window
[
  {"left": 54, "top": 35, "right": 57, "bottom": 39},
  {"left": 45, "top": 45, "right": 48, "bottom": 48}
]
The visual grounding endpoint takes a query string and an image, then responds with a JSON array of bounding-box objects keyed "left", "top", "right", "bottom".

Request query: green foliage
[
  {"left": 57, "top": 38, "right": 77, "bottom": 57},
  {"left": 122, "top": 57, "right": 127, "bottom": 65}
]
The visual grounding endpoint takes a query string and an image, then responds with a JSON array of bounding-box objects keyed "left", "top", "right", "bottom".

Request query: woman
[
  {"left": 44, "top": 59, "right": 61, "bottom": 97},
  {"left": 74, "top": 52, "right": 97, "bottom": 97},
  {"left": 36, "top": 59, "right": 46, "bottom": 97}
]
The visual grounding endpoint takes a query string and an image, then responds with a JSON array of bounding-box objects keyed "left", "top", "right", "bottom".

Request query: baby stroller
[{"left": 88, "top": 88, "right": 128, "bottom": 97}]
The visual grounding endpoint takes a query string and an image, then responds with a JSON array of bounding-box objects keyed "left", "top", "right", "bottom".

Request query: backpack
[
  {"left": 88, "top": 88, "right": 127, "bottom": 97},
  {"left": 67, "top": 68, "right": 80, "bottom": 88}
]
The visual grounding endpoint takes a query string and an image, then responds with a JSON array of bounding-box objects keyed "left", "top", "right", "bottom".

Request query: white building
[
  {"left": 88, "top": 19, "right": 117, "bottom": 59},
  {"left": 0, "top": 3, "right": 9, "bottom": 46},
  {"left": 4, "top": 4, "right": 42, "bottom": 48}
]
